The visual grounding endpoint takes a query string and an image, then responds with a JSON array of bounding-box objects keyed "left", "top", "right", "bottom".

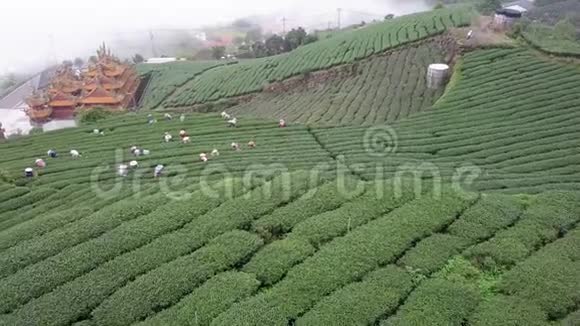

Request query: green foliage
[
  {"left": 164, "top": 8, "right": 471, "bottom": 107},
  {"left": 229, "top": 40, "right": 449, "bottom": 125},
  {"left": 465, "top": 192, "right": 580, "bottom": 270},
  {"left": 28, "top": 127, "right": 43, "bottom": 135},
  {"left": 0, "top": 169, "right": 16, "bottom": 184},
  {"left": 297, "top": 266, "right": 413, "bottom": 325},
  {"left": 312, "top": 48, "right": 580, "bottom": 192},
  {"left": 383, "top": 278, "right": 480, "bottom": 326},
  {"left": 138, "top": 272, "right": 260, "bottom": 326},
  {"left": 78, "top": 107, "right": 113, "bottom": 123},
  {"left": 468, "top": 296, "right": 551, "bottom": 326},
  {"left": 477, "top": 0, "right": 502, "bottom": 14},
  {"left": 496, "top": 228, "right": 580, "bottom": 319},
  {"left": 136, "top": 61, "right": 225, "bottom": 109},
  {"left": 212, "top": 190, "right": 473, "bottom": 325},
  {"left": 212, "top": 46, "right": 226, "bottom": 60},
  {"left": 523, "top": 22, "right": 580, "bottom": 55},
  {"left": 554, "top": 18, "right": 577, "bottom": 41},
  {"left": 397, "top": 234, "right": 469, "bottom": 275},
  {"left": 133, "top": 53, "right": 145, "bottom": 64},
  {"left": 91, "top": 230, "right": 263, "bottom": 326}
]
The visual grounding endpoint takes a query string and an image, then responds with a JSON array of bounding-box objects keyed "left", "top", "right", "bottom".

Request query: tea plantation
[{"left": 1, "top": 6, "right": 580, "bottom": 326}]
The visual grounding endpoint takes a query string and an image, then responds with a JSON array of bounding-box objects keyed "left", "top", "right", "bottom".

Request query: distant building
[
  {"left": 503, "top": 0, "right": 535, "bottom": 13},
  {"left": 493, "top": 8, "right": 523, "bottom": 31},
  {"left": 25, "top": 44, "right": 140, "bottom": 121}
]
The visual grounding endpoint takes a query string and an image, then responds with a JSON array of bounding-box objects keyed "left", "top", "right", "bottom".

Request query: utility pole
[
  {"left": 337, "top": 8, "right": 342, "bottom": 30},
  {"left": 282, "top": 17, "right": 287, "bottom": 35}
]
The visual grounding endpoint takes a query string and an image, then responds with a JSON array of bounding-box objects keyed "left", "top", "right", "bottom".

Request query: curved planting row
[
  {"left": 229, "top": 40, "right": 450, "bottom": 126},
  {"left": 312, "top": 48, "right": 580, "bottom": 193},
  {"left": 163, "top": 7, "right": 471, "bottom": 108},
  {"left": 136, "top": 60, "right": 225, "bottom": 110}
]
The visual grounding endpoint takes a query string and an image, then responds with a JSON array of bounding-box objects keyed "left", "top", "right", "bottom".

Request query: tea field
[
  {"left": 157, "top": 7, "right": 471, "bottom": 108},
  {"left": 228, "top": 39, "right": 452, "bottom": 125},
  {"left": 1, "top": 6, "right": 580, "bottom": 326},
  {"left": 137, "top": 61, "right": 226, "bottom": 110},
  {"left": 313, "top": 48, "right": 580, "bottom": 193}
]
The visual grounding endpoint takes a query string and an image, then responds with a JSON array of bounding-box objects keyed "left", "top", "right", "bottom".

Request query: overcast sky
[{"left": 0, "top": 0, "right": 430, "bottom": 74}]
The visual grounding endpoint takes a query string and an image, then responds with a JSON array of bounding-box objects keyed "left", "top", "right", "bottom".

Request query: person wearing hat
[
  {"left": 24, "top": 168, "right": 34, "bottom": 178},
  {"left": 35, "top": 159, "right": 46, "bottom": 168},
  {"left": 154, "top": 164, "right": 164, "bottom": 178}
]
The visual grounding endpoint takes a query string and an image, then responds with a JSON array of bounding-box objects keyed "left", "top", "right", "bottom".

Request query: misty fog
[{"left": 0, "top": 0, "right": 431, "bottom": 74}]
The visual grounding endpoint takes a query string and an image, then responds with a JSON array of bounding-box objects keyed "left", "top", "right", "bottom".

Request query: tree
[
  {"left": 478, "top": 0, "right": 502, "bottom": 15},
  {"left": 251, "top": 41, "right": 268, "bottom": 58},
  {"left": 554, "top": 18, "right": 577, "bottom": 41},
  {"left": 73, "top": 57, "right": 84, "bottom": 67},
  {"left": 89, "top": 56, "right": 98, "bottom": 64},
  {"left": 245, "top": 27, "right": 263, "bottom": 43},
  {"left": 211, "top": 46, "right": 226, "bottom": 60},
  {"left": 265, "top": 34, "right": 286, "bottom": 56},
  {"left": 62, "top": 60, "right": 73, "bottom": 67},
  {"left": 434, "top": 1, "right": 444, "bottom": 9},
  {"left": 384, "top": 14, "right": 395, "bottom": 20},
  {"left": 193, "top": 48, "right": 213, "bottom": 60},
  {"left": 304, "top": 34, "right": 319, "bottom": 45},
  {"left": 133, "top": 54, "right": 145, "bottom": 64},
  {"left": 284, "top": 27, "right": 307, "bottom": 51}
]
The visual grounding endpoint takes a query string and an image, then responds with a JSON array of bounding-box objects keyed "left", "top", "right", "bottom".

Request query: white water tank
[{"left": 427, "top": 63, "right": 450, "bottom": 89}]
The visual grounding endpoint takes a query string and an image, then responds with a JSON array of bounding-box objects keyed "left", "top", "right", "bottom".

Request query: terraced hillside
[
  {"left": 229, "top": 38, "right": 454, "bottom": 125},
  {"left": 158, "top": 7, "right": 471, "bottom": 108},
  {"left": 313, "top": 48, "right": 580, "bottom": 193},
  {"left": 1, "top": 163, "right": 579, "bottom": 326},
  {"left": 136, "top": 61, "right": 227, "bottom": 110},
  {"left": 0, "top": 114, "right": 333, "bottom": 188},
  {"left": 2, "top": 6, "right": 580, "bottom": 326}
]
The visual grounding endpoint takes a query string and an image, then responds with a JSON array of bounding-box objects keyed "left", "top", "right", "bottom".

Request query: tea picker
[{"left": 24, "top": 167, "right": 34, "bottom": 178}]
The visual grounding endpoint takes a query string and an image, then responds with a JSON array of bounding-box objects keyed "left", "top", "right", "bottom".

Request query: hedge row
[
  {"left": 382, "top": 278, "right": 480, "bottom": 326},
  {"left": 0, "top": 173, "right": 312, "bottom": 325},
  {"left": 0, "top": 207, "right": 93, "bottom": 251},
  {"left": 251, "top": 176, "right": 364, "bottom": 240},
  {"left": 465, "top": 191, "right": 580, "bottom": 269},
  {"left": 495, "top": 228, "right": 580, "bottom": 320},
  {"left": 0, "top": 187, "right": 54, "bottom": 217},
  {"left": 0, "top": 187, "right": 30, "bottom": 205},
  {"left": 90, "top": 230, "right": 264, "bottom": 326},
  {"left": 0, "top": 193, "right": 168, "bottom": 281},
  {"left": 90, "top": 172, "right": 315, "bottom": 325},
  {"left": 468, "top": 295, "right": 550, "bottom": 326},
  {"left": 0, "top": 184, "right": 90, "bottom": 231},
  {"left": 212, "top": 189, "right": 472, "bottom": 325},
  {"left": 397, "top": 195, "right": 523, "bottom": 275},
  {"left": 243, "top": 181, "right": 417, "bottom": 285},
  {"left": 0, "top": 177, "right": 263, "bottom": 314},
  {"left": 0, "top": 185, "right": 228, "bottom": 313},
  {"left": 138, "top": 271, "right": 260, "bottom": 326},
  {"left": 447, "top": 194, "right": 524, "bottom": 241},
  {"left": 296, "top": 265, "right": 413, "bottom": 326},
  {"left": 397, "top": 234, "right": 469, "bottom": 275}
]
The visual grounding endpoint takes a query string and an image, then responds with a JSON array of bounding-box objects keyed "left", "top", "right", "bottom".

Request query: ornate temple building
[{"left": 26, "top": 44, "right": 140, "bottom": 121}]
